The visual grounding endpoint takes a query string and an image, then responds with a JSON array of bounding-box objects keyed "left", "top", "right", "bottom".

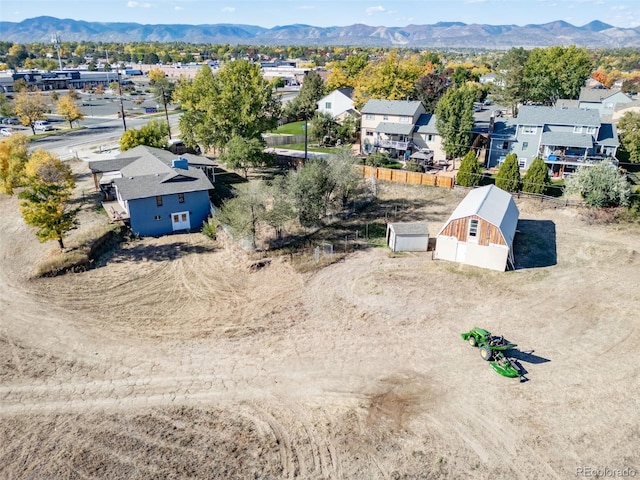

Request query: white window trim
[
  {"left": 522, "top": 125, "right": 537, "bottom": 135},
  {"left": 573, "top": 126, "right": 583, "bottom": 133},
  {"left": 468, "top": 218, "right": 479, "bottom": 243}
]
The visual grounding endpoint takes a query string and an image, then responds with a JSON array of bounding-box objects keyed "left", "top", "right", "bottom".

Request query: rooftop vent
[{"left": 172, "top": 158, "right": 189, "bottom": 170}]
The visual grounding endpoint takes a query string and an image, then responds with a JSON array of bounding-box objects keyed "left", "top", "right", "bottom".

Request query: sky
[{"left": 1, "top": 0, "right": 639, "bottom": 29}]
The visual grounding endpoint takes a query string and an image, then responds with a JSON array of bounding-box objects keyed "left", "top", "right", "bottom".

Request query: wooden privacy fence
[{"left": 357, "top": 165, "right": 454, "bottom": 189}]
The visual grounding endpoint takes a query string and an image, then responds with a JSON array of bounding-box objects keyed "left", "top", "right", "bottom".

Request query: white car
[
  {"left": 1, "top": 128, "right": 12, "bottom": 137},
  {"left": 34, "top": 121, "right": 54, "bottom": 132}
]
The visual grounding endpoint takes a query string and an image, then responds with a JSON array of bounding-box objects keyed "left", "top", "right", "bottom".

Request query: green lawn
[
  {"left": 274, "top": 143, "right": 346, "bottom": 154},
  {"left": 271, "top": 121, "right": 306, "bottom": 135}
]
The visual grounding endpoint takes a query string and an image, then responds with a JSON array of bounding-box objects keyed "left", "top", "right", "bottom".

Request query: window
[
  {"left": 156, "top": 196, "right": 163, "bottom": 206},
  {"left": 522, "top": 142, "right": 529, "bottom": 151},
  {"left": 154, "top": 215, "right": 161, "bottom": 220},
  {"left": 605, "top": 102, "right": 614, "bottom": 109},
  {"left": 519, "top": 159, "right": 526, "bottom": 168},
  {"left": 426, "top": 134, "right": 434, "bottom": 142},
  {"left": 468, "top": 219, "right": 479, "bottom": 240},
  {"left": 365, "top": 130, "right": 374, "bottom": 137},
  {"left": 399, "top": 116, "right": 410, "bottom": 123},
  {"left": 573, "top": 126, "right": 583, "bottom": 133},
  {"left": 324, "top": 102, "right": 332, "bottom": 109},
  {"left": 178, "top": 193, "right": 185, "bottom": 203},
  {"left": 586, "top": 126, "right": 597, "bottom": 134},
  {"left": 501, "top": 141, "right": 509, "bottom": 150},
  {"left": 365, "top": 114, "right": 374, "bottom": 120},
  {"left": 383, "top": 115, "right": 389, "bottom": 121},
  {"left": 522, "top": 125, "right": 537, "bottom": 134}
]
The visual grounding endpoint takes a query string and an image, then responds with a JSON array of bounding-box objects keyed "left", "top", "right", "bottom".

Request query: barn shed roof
[{"left": 438, "top": 185, "right": 519, "bottom": 247}]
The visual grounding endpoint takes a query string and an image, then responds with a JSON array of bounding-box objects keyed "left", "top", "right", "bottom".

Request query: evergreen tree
[
  {"left": 522, "top": 157, "right": 550, "bottom": 194},
  {"left": 456, "top": 150, "right": 483, "bottom": 187},
  {"left": 495, "top": 153, "right": 521, "bottom": 193}
]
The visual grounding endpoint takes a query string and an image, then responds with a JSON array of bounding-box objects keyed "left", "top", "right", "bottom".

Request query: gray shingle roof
[
  {"left": 114, "top": 166, "right": 212, "bottom": 201},
  {"left": 337, "top": 87, "right": 354, "bottom": 99},
  {"left": 517, "top": 106, "right": 600, "bottom": 127},
  {"left": 415, "top": 113, "right": 438, "bottom": 134},
  {"left": 597, "top": 123, "right": 620, "bottom": 147},
  {"left": 579, "top": 87, "right": 625, "bottom": 103},
  {"left": 89, "top": 145, "right": 216, "bottom": 174},
  {"left": 541, "top": 131, "right": 594, "bottom": 149},
  {"left": 388, "top": 222, "right": 429, "bottom": 236},
  {"left": 361, "top": 99, "right": 423, "bottom": 116},
  {"left": 375, "top": 122, "right": 414, "bottom": 135}
]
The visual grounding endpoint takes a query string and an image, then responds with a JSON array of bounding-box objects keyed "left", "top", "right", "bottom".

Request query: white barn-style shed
[
  {"left": 435, "top": 185, "right": 519, "bottom": 271},
  {"left": 386, "top": 222, "right": 430, "bottom": 252}
]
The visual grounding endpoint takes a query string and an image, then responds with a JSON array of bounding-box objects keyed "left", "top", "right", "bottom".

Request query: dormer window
[{"left": 573, "top": 126, "right": 583, "bottom": 133}]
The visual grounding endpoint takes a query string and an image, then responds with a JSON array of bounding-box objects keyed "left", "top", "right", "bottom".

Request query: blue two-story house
[
  {"left": 89, "top": 145, "right": 215, "bottom": 236},
  {"left": 488, "top": 105, "right": 619, "bottom": 177}
]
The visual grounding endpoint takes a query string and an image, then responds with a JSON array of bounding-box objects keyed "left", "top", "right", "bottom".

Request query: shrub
[
  {"left": 495, "top": 152, "right": 521, "bottom": 192},
  {"left": 202, "top": 217, "right": 218, "bottom": 239},
  {"left": 456, "top": 150, "right": 482, "bottom": 187},
  {"left": 522, "top": 156, "right": 550, "bottom": 194},
  {"left": 564, "top": 163, "right": 631, "bottom": 208}
]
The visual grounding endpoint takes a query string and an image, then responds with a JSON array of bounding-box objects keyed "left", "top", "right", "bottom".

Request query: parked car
[
  {"left": 1, "top": 128, "right": 13, "bottom": 137},
  {"left": 34, "top": 120, "right": 54, "bottom": 132},
  {"left": 3, "top": 117, "right": 20, "bottom": 125}
]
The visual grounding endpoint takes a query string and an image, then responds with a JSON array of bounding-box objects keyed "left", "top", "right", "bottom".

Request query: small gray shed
[{"left": 386, "top": 222, "right": 430, "bottom": 252}]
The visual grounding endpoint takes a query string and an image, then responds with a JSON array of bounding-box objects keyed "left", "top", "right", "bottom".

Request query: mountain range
[{"left": 1, "top": 16, "right": 640, "bottom": 48}]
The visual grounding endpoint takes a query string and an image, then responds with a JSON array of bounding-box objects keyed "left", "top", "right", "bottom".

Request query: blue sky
[{"left": 2, "top": 0, "right": 638, "bottom": 29}]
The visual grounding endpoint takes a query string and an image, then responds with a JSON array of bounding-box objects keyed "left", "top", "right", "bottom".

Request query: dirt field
[{"left": 1, "top": 161, "right": 639, "bottom": 479}]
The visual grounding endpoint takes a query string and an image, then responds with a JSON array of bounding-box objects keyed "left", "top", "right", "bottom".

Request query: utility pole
[
  {"left": 161, "top": 86, "right": 171, "bottom": 140},
  {"left": 304, "top": 112, "right": 308, "bottom": 161},
  {"left": 116, "top": 65, "right": 127, "bottom": 132}
]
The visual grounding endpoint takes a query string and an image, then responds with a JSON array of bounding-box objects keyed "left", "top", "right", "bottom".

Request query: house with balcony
[
  {"left": 487, "top": 105, "right": 619, "bottom": 177},
  {"left": 360, "top": 100, "right": 425, "bottom": 157},
  {"left": 360, "top": 99, "right": 446, "bottom": 163}
]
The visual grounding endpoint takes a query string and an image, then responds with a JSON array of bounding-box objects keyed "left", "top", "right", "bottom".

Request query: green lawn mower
[{"left": 461, "top": 328, "right": 521, "bottom": 378}]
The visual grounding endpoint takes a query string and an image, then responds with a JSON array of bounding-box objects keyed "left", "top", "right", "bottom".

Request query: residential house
[
  {"left": 316, "top": 87, "right": 359, "bottom": 122},
  {"left": 487, "top": 105, "right": 619, "bottom": 176},
  {"left": 578, "top": 87, "right": 633, "bottom": 119},
  {"left": 435, "top": 185, "right": 519, "bottom": 271},
  {"left": 89, "top": 145, "right": 215, "bottom": 237},
  {"left": 413, "top": 113, "right": 446, "bottom": 163},
  {"left": 360, "top": 99, "right": 446, "bottom": 163}
]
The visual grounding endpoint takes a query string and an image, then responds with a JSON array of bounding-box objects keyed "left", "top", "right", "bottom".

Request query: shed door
[
  {"left": 455, "top": 243, "right": 467, "bottom": 263},
  {"left": 171, "top": 211, "right": 190, "bottom": 231}
]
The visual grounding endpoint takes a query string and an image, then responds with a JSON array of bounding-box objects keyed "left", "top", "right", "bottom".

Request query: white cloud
[
  {"left": 174, "top": 6, "right": 184, "bottom": 11},
  {"left": 366, "top": 6, "right": 386, "bottom": 16},
  {"left": 127, "top": 1, "right": 152, "bottom": 7},
  {"left": 221, "top": 7, "right": 235, "bottom": 13}
]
